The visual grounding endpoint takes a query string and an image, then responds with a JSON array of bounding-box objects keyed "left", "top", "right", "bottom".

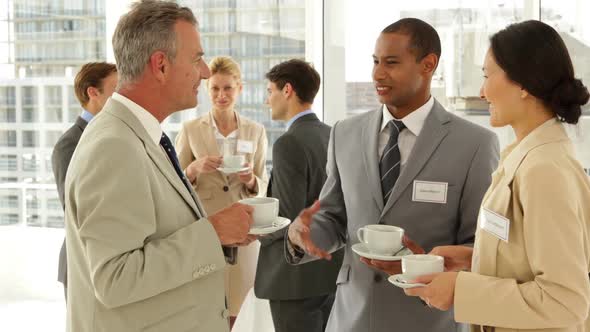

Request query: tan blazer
[
  {"left": 454, "top": 119, "right": 590, "bottom": 332},
  {"left": 64, "top": 99, "right": 229, "bottom": 332},
  {"left": 175, "top": 111, "right": 268, "bottom": 315}
]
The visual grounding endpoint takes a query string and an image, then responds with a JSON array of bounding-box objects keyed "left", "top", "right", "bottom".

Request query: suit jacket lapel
[
  {"left": 381, "top": 100, "right": 450, "bottom": 218},
  {"left": 362, "top": 110, "right": 385, "bottom": 211},
  {"left": 475, "top": 169, "right": 510, "bottom": 277},
  {"left": 145, "top": 142, "right": 204, "bottom": 217},
  {"left": 235, "top": 112, "right": 246, "bottom": 143},
  {"left": 105, "top": 100, "right": 203, "bottom": 217}
]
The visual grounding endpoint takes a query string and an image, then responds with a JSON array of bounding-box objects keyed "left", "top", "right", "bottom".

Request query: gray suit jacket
[
  {"left": 289, "top": 100, "right": 500, "bottom": 332},
  {"left": 255, "top": 113, "right": 344, "bottom": 300},
  {"left": 65, "top": 99, "right": 229, "bottom": 331},
  {"left": 52, "top": 116, "right": 88, "bottom": 285}
]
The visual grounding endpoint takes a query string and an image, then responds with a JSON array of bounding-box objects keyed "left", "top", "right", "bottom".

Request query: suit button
[
  {"left": 223, "top": 186, "right": 229, "bottom": 192},
  {"left": 374, "top": 274, "right": 383, "bottom": 283},
  {"left": 221, "top": 309, "right": 230, "bottom": 319}
]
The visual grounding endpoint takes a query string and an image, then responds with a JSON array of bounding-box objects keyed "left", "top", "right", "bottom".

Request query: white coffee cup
[
  {"left": 356, "top": 224, "right": 404, "bottom": 255},
  {"left": 239, "top": 197, "right": 279, "bottom": 227},
  {"left": 224, "top": 155, "right": 245, "bottom": 168},
  {"left": 401, "top": 254, "right": 444, "bottom": 280}
]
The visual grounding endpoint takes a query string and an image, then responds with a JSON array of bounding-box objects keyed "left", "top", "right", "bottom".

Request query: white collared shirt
[
  {"left": 378, "top": 96, "right": 434, "bottom": 169},
  {"left": 210, "top": 112, "right": 238, "bottom": 156},
  {"left": 111, "top": 93, "right": 162, "bottom": 146}
]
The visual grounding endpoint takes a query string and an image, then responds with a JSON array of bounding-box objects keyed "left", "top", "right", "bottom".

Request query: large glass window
[
  {"left": 343, "top": 1, "right": 526, "bottom": 116},
  {"left": 0, "top": 5, "right": 104, "bottom": 327},
  {"left": 169, "top": 0, "right": 307, "bottom": 165},
  {"left": 540, "top": 0, "right": 590, "bottom": 169},
  {"left": 1, "top": 1, "right": 307, "bottom": 330},
  {"left": 337, "top": 0, "right": 589, "bottom": 165}
]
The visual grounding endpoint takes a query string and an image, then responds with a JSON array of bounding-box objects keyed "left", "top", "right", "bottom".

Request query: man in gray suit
[
  {"left": 255, "top": 59, "right": 343, "bottom": 332},
  {"left": 287, "top": 18, "right": 500, "bottom": 332},
  {"left": 51, "top": 62, "right": 117, "bottom": 299}
]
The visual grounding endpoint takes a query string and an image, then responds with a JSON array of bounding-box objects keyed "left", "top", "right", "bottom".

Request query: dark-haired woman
[{"left": 403, "top": 20, "right": 590, "bottom": 332}]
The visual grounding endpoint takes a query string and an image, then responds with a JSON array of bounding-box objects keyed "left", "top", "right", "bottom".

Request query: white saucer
[
  {"left": 388, "top": 274, "right": 427, "bottom": 289},
  {"left": 249, "top": 217, "right": 291, "bottom": 235},
  {"left": 217, "top": 166, "right": 249, "bottom": 174},
  {"left": 351, "top": 243, "right": 413, "bottom": 261}
]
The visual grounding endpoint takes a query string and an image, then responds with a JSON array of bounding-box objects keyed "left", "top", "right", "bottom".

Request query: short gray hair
[{"left": 113, "top": 0, "right": 198, "bottom": 85}]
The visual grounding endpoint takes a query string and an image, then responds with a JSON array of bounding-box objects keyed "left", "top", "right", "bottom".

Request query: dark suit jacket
[
  {"left": 52, "top": 116, "right": 87, "bottom": 284},
  {"left": 254, "top": 113, "right": 344, "bottom": 300}
]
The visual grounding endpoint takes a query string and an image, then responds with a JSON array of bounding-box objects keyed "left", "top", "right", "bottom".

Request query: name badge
[
  {"left": 412, "top": 180, "right": 448, "bottom": 204},
  {"left": 480, "top": 208, "right": 510, "bottom": 242},
  {"left": 237, "top": 140, "right": 254, "bottom": 154}
]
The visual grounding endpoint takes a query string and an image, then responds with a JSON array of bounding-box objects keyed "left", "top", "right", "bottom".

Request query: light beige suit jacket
[
  {"left": 455, "top": 119, "right": 590, "bottom": 332},
  {"left": 175, "top": 112, "right": 268, "bottom": 315},
  {"left": 64, "top": 99, "right": 229, "bottom": 332}
]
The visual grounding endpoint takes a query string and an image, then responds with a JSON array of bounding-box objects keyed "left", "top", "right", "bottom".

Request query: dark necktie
[
  {"left": 160, "top": 133, "right": 194, "bottom": 196},
  {"left": 380, "top": 120, "right": 406, "bottom": 202}
]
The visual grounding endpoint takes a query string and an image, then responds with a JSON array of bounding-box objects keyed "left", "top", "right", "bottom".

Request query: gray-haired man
[{"left": 64, "top": 2, "right": 253, "bottom": 331}]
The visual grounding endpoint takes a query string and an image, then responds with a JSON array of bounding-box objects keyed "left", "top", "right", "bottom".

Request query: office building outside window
[{"left": 0, "top": 0, "right": 107, "bottom": 232}]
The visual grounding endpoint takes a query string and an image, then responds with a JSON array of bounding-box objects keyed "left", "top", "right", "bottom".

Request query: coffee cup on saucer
[
  {"left": 401, "top": 254, "right": 444, "bottom": 280},
  {"left": 356, "top": 224, "right": 404, "bottom": 256},
  {"left": 239, "top": 197, "right": 279, "bottom": 227},
  {"left": 223, "top": 155, "right": 245, "bottom": 169}
]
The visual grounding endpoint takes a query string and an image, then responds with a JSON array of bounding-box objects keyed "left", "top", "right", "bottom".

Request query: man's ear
[
  {"left": 148, "top": 51, "right": 169, "bottom": 82},
  {"left": 421, "top": 53, "right": 438, "bottom": 75},
  {"left": 87, "top": 86, "right": 100, "bottom": 100},
  {"left": 283, "top": 82, "right": 294, "bottom": 98}
]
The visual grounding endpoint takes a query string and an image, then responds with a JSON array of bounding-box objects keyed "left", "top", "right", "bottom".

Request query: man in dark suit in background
[
  {"left": 51, "top": 62, "right": 117, "bottom": 299},
  {"left": 255, "top": 59, "right": 343, "bottom": 332}
]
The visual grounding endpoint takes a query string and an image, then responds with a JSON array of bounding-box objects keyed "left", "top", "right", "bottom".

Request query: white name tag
[
  {"left": 237, "top": 140, "right": 254, "bottom": 154},
  {"left": 412, "top": 180, "right": 448, "bottom": 204},
  {"left": 480, "top": 208, "right": 510, "bottom": 242}
]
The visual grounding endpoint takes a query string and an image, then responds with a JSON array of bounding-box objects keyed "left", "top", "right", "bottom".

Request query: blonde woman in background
[{"left": 176, "top": 56, "right": 268, "bottom": 328}]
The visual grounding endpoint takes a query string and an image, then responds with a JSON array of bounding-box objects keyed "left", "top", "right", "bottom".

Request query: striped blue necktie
[{"left": 380, "top": 120, "right": 405, "bottom": 203}]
